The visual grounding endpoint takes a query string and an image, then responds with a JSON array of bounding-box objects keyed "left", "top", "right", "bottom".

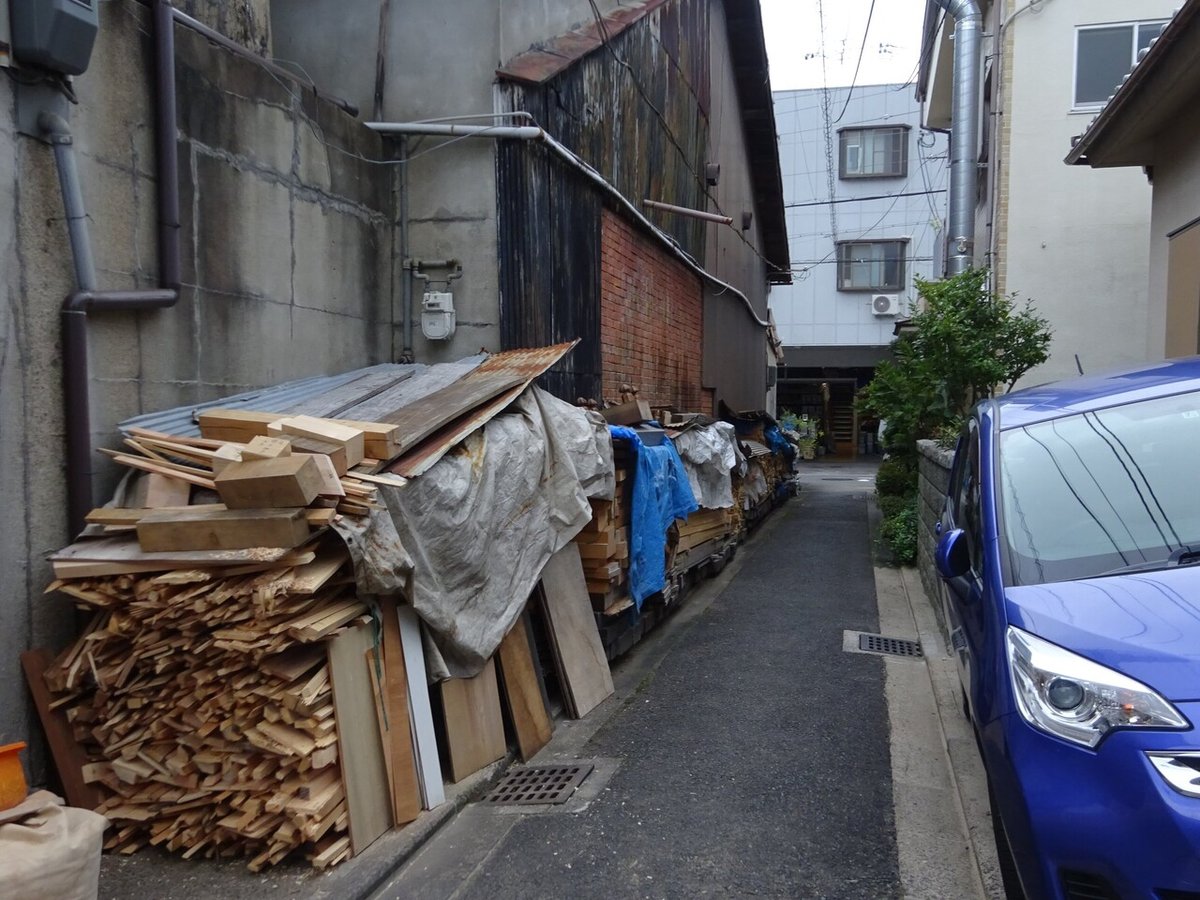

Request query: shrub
[
  {"left": 875, "top": 457, "right": 916, "bottom": 497},
  {"left": 880, "top": 496, "right": 919, "bottom": 565},
  {"left": 877, "top": 493, "right": 912, "bottom": 520}
]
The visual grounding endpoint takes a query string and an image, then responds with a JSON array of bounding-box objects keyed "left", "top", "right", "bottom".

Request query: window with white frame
[
  {"left": 839, "top": 126, "right": 909, "bottom": 178},
  {"left": 836, "top": 240, "right": 906, "bottom": 292},
  {"left": 1074, "top": 20, "right": 1168, "bottom": 108}
]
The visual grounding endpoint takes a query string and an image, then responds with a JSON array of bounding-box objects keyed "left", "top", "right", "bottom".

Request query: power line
[
  {"left": 785, "top": 188, "right": 945, "bottom": 209},
  {"left": 833, "top": 0, "right": 877, "bottom": 124}
]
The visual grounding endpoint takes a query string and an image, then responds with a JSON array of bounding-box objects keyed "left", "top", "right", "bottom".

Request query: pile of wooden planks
[
  {"left": 575, "top": 466, "right": 632, "bottom": 614},
  {"left": 93, "top": 412, "right": 410, "bottom": 557},
  {"left": 674, "top": 507, "right": 735, "bottom": 554},
  {"left": 24, "top": 533, "right": 406, "bottom": 871}
]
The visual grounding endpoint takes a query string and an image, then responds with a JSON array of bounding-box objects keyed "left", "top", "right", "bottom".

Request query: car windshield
[{"left": 999, "top": 390, "right": 1200, "bottom": 586}]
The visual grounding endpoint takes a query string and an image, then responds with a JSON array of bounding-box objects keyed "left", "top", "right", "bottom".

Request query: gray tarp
[
  {"left": 671, "top": 422, "right": 742, "bottom": 510},
  {"left": 348, "top": 387, "right": 612, "bottom": 680}
]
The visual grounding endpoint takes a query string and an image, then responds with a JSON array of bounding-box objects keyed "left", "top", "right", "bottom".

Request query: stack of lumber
[
  {"left": 674, "top": 507, "right": 734, "bottom": 554},
  {"left": 27, "top": 534, "right": 378, "bottom": 871},
  {"left": 98, "top": 412, "right": 408, "bottom": 556},
  {"left": 575, "top": 466, "right": 632, "bottom": 615}
]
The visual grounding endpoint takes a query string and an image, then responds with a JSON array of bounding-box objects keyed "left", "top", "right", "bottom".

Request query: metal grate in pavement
[
  {"left": 484, "top": 764, "right": 594, "bottom": 806},
  {"left": 858, "top": 633, "right": 923, "bottom": 658}
]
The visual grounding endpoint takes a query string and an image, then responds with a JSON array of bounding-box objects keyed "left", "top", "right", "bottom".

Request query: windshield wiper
[{"left": 1094, "top": 545, "right": 1200, "bottom": 578}]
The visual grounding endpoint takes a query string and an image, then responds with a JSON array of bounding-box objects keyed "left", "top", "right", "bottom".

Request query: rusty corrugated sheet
[
  {"left": 496, "top": 0, "right": 674, "bottom": 86},
  {"left": 388, "top": 341, "right": 580, "bottom": 478}
]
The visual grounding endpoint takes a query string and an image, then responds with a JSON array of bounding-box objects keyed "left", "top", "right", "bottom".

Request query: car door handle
[{"left": 935, "top": 521, "right": 942, "bottom": 536}]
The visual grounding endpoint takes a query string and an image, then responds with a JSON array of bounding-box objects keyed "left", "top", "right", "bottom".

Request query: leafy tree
[
  {"left": 858, "top": 268, "right": 1051, "bottom": 460},
  {"left": 858, "top": 269, "right": 1050, "bottom": 563}
]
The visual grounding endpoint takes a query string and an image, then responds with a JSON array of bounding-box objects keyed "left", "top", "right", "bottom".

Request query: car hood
[{"left": 1006, "top": 568, "right": 1200, "bottom": 702}]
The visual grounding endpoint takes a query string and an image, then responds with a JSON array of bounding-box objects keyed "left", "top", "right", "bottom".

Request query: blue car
[{"left": 935, "top": 358, "right": 1200, "bottom": 900}]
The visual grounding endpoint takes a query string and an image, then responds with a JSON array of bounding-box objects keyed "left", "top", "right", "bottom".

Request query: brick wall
[{"left": 600, "top": 210, "right": 709, "bottom": 411}]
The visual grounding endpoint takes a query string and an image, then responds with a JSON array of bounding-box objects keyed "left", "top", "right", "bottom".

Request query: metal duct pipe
[
  {"left": 365, "top": 121, "right": 771, "bottom": 328},
  {"left": 931, "top": 0, "right": 982, "bottom": 275}
]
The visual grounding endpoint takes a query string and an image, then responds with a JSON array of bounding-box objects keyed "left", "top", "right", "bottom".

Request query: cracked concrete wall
[{"left": 0, "top": 1, "right": 393, "bottom": 779}]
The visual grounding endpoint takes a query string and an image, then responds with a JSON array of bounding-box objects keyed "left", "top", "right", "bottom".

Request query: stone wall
[{"left": 917, "top": 439, "right": 954, "bottom": 636}]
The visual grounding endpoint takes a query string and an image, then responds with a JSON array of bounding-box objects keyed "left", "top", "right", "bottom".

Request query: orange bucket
[{"left": 0, "top": 742, "right": 28, "bottom": 811}]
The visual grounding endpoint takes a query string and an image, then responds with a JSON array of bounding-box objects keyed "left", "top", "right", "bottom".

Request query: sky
[{"left": 759, "top": 0, "right": 929, "bottom": 91}]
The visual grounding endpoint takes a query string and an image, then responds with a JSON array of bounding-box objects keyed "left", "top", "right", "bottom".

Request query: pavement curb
[{"left": 895, "top": 566, "right": 1004, "bottom": 900}]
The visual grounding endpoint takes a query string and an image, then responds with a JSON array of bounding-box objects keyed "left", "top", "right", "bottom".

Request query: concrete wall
[
  {"left": 1002, "top": 0, "right": 1176, "bottom": 385},
  {"left": 916, "top": 439, "right": 954, "bottom": 637},
  {"left": 1147, "top": 110, "right": 1200, "bottom": 354},
  {"left": 0, "top": 2, "right": 392, "bottom": 776},
  {"left": 771, "top": 85, "right": 948, "bottom": 349},
  {"left": 601, "top": 211, "right": 707, "bottom": 411},
  {"left": 270, "top": 0, "right": 631, "bottom": 367}
]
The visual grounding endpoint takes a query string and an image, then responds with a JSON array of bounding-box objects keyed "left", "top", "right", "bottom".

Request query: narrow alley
[{"left": 374, "top": 462, "right": 986, "bottom": 900}]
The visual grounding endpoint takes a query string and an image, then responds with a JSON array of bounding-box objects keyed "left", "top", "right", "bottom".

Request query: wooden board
[
  {"left": 269, "top": 416, "right": 364, "bottom": 469},
  {"left": 439, "top": 659, "right": 506, "bottom": 783},
  {"left": 380, "top": 598, "right": 421, "bottom": 825},
  {"left": 139, "top": 472, "right": 192, "bottom": 508},
  {"left": 197, "top": 408, "right": 280, "bottom": 442},
  {"left": 538, "top": 544, "right": 614, "bottom": 718},
  {"left": 287, "top": 435, "right": 348, "bottom": 476},
  {"left": 20, "top": 649, "right": 104, "bottom": 810},
  {"left": 136, "top": 507, "right": 310, "bottom": 552},
  {"left": 215, "top": 455, "right": 323, "bottom": 509},
  {"left": 495, "top": 614, "right": 552, "bottom": 761},
  {"left": 241, "top": 435, "right": 291, "bottom": 461},
  {"left": 327, "top": 622, "right": 392, "bottom": 855},
  {"left": 601, "top": 399, "right": 652, "bottom": 426},
  {"left": 396, "top": 605, "right": 445, "bottom": 809}
]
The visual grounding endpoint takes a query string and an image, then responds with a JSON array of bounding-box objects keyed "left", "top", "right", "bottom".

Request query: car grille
[{"left": 1061, "top": 870, "right": 1119, "bottom": 900}]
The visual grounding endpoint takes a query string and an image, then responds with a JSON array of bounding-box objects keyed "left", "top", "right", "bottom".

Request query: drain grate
[
  {"left": 484, "top": 763, "right": 594, "bottom": 806},
  {"left": 859, "top": 633, "right": 923, "bottom": 658}
]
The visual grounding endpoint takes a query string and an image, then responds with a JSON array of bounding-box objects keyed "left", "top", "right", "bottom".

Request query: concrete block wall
[
  {"left": 599, "top": 210, "right": 709, "bottom": 412},
  {"left": 917, "top": 439, "right": 954, "bottom": 637},
  {"left": 0, "top": 2, "right": 392, "bottom": 777}
]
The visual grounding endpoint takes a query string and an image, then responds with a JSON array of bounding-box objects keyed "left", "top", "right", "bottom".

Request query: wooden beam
[{"left": 136, "top": 507, "right": 311, "bottom": 552}]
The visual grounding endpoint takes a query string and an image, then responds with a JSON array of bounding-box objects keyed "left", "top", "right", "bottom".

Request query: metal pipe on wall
[
  {"left": 642, "top": 199, "right": 734, "bottom": 225},
  {"left": 365, "top": 121, "right": 771, "bottom": 329},
  {"left": 46, "top": 0, "right": 183, "bottom": 538},
  {"left": 931, "top": 0, "right": 982, "bottom": 275}
]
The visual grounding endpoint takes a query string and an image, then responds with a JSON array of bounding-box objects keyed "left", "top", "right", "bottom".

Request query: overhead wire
[{"left": 832, "top": 0, "right": 878, "bottom": 124}]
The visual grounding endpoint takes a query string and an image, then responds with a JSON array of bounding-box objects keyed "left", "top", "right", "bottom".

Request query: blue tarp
[
  {"left": 764, "top": 424, "right": 795, "bottom": 460},
  {"left": 610, "top": 426, "right": 699, "bottom": 608}
]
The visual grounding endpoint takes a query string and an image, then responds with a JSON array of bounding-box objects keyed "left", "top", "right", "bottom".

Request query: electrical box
[
  {"left": 9, "top": 0, "right": 99, "bottom": 76},
  {"left": 421, "top": 291, "right": 456, "bottom": 341}
]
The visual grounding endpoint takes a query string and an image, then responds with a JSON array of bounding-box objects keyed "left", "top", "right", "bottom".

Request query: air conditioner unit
[{"left": 871, "top": 294, "right": 900, "bottom": 317}]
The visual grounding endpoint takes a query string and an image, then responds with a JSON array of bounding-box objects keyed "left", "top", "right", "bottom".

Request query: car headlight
[{"left": 1006, "top": 627, "right": 1189, "bottom": 748}]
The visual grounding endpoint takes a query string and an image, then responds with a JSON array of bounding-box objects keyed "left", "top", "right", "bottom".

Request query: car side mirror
[{"left": 936, "top": 529, "right": 970, "bottom": 580}]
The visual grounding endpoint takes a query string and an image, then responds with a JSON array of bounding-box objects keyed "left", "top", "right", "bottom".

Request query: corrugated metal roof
[
  {"left": 118, "top": 360, "right": 484, "bottom": 438},
  {"left": 117, "top": 346, "right": 577, "bottom": 476},
  {"left": 389, "top": 341, "right": 580, "bottom": 477}
]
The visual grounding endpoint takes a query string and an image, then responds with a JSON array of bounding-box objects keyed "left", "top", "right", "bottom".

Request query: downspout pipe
[
  {"left": 931, "top": 0, "right": 982, "bottom": 275},
  {"left": 365, "top": 122, "right": 771, "bottom": 329},
  {"left": 46, "top": 0, "right": 182, "bottom": 538}
]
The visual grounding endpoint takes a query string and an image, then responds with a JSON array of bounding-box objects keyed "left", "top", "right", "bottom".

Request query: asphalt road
[{"left": 381, "top": 465, "right": 910, "bottom": 900}]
